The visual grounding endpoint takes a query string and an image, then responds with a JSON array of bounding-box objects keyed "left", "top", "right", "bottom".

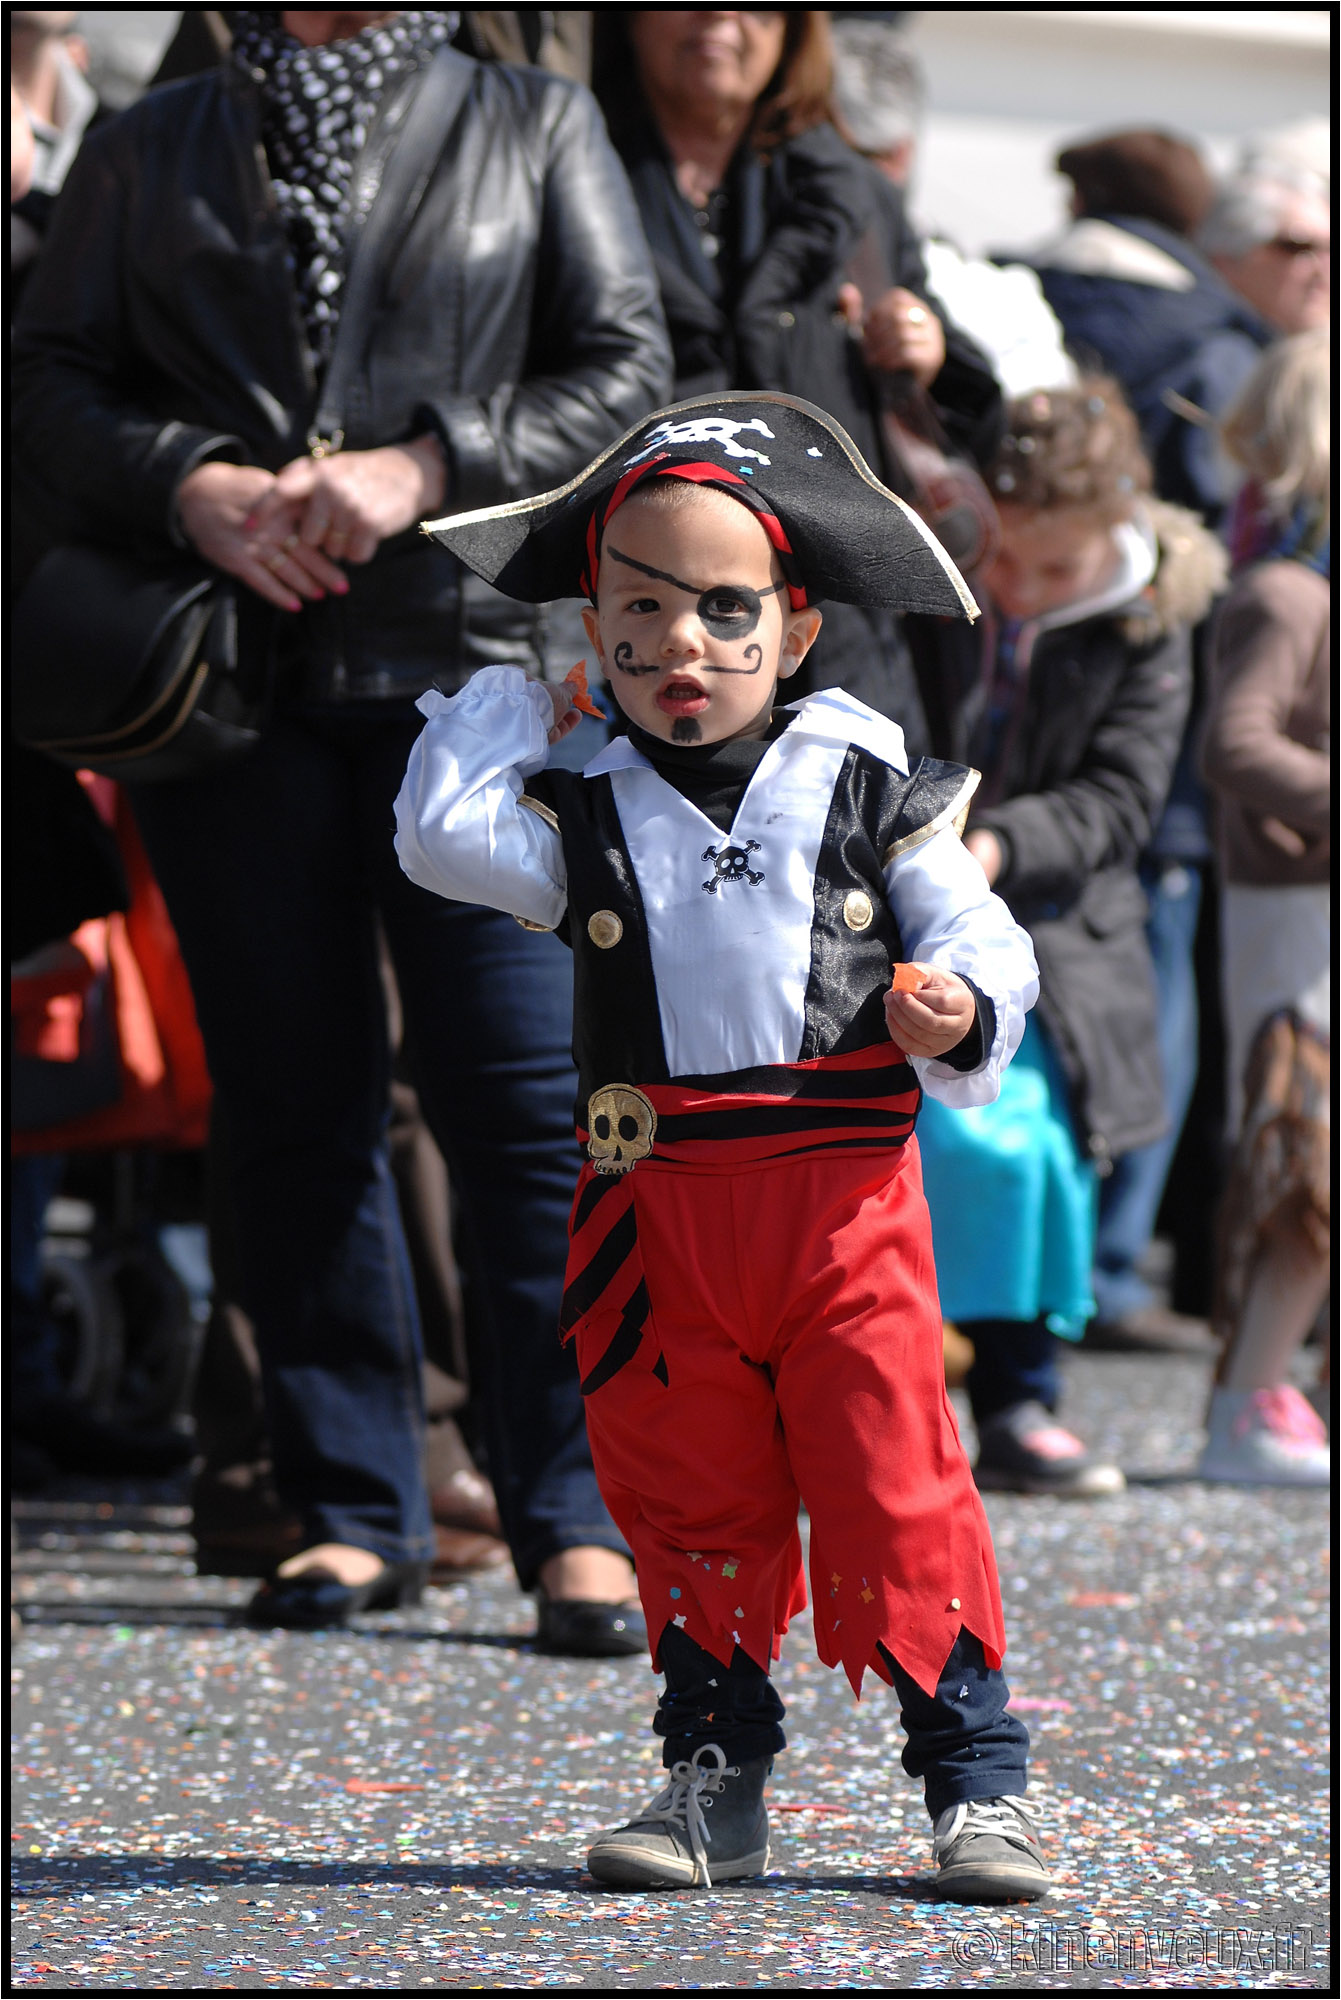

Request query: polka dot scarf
[{"left": 230, "top": 9, "right": 458, "bottom": 368}]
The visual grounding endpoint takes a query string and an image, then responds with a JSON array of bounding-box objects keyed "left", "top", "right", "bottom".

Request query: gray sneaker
[
  {"left": 587, "top": 1744, "right": 771, "bottom": 1888},
  {"left": 932, "top": 1795, "right": 1051, "bottom": 1901}
]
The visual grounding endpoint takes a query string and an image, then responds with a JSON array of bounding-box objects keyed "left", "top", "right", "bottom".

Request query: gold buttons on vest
[
  {"left": 843, "top": 890, "right": 875, "bottom": 932},
  {"left": 588, "top": 910, "right": 624, "bottom": 949}
]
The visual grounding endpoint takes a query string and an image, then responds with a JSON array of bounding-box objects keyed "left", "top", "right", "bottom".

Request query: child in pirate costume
[{"left": 395, "top": 393, "right": 1048, "bottom": 1901}]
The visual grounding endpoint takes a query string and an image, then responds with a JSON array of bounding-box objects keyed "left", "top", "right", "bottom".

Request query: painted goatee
[{"left": 671, "top": 717, "right": 703, "bottom": 743}]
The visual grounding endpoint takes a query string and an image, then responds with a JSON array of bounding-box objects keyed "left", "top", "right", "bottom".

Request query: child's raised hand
[
  {"left": 545, "top": 682, "right": 581, "bottom": 745},
  {"left": 544, "top": 663, "right": 603, "bottom": 744},
  {"left": 884, "top": 963, "right": 977, "bottom": 1060}
]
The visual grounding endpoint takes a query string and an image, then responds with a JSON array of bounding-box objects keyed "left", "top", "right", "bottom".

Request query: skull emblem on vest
[
  {"left": 587, "top": 1084, "right": 657, "bottom": 1175},
  {"left": 702, "top": 840, "right": 765, "bottom": 894}
]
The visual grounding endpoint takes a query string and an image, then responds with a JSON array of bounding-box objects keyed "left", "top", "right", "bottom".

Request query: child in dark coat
[{"left": 912, "top": 381, "right": 1218, "bottom": 1492}]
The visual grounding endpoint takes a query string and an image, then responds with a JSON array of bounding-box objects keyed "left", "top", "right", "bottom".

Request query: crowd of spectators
[{"left": 10, "top": 10, "right": 1330, "bottom": 1645}]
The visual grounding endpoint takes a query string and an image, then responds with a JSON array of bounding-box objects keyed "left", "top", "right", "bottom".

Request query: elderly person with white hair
[{"left": 1197, "top": 170, "right": 1329, "bottom": 338}]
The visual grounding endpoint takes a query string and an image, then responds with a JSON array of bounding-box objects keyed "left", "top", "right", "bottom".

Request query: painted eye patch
[{"left": 606, "top": 545, "right": 784, "bottom": 645}]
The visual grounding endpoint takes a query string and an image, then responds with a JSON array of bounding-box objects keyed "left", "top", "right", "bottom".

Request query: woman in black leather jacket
[{"left": 12, "top": 7, "right": 673, "bottom": 1642}]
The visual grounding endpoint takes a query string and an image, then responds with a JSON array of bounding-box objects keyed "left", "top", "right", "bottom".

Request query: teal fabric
[{"left": 917, "top": 1017, "right": 1097, "bottom": 1338}]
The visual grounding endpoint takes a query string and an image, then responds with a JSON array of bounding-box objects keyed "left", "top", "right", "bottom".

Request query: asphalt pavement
[{"left": 10, "top": 1346, "right": 1331, "bottom": 1991}]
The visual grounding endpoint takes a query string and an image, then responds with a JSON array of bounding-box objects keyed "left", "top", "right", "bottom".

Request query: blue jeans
[
  {"left": 1092, "top": 861, "right": 1203, "bottom": 1323},
  {"left": 655, "top": 1625, "right": 1029, "bottom": 1819},
  {"left": 131, "top": 709, "right": 625, "bottom": 1583}
]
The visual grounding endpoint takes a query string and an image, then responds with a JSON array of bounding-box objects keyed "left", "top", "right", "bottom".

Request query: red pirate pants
[{"left": 569, "top": 1137, "right": 1008, "bottom": 1699}]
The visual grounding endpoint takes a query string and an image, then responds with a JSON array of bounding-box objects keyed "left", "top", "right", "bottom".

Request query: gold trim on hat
[
  {"left": 882, "top": 770, "right": 982, "bottom": 866},
  {"left": 421, "top": 391, "right": 980, "bottom": 623}
]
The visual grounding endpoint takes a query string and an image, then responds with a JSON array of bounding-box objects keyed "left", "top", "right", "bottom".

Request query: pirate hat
[{"left": 421, "top": 392, "right": 978, "bottom": 619}]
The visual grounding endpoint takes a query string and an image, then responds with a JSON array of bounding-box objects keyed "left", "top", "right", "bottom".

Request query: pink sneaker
[
  {"left": 1198, "top": 1385, "right": 1330, "bottom": 1486},
  {"left": 974, "top": 1400, "right": 1125, "bottom": 1496}
]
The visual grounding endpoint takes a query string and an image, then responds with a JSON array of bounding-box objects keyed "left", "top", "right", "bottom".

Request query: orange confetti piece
[
  {"left": 344, "top": 1780, "right": 425, "bottom": 1795},
  {"left": 889, "top": 962, "right": 927, "bottom": 995},
  {"left": 564, "top": 661, "right": 604, "bottom": 720}
]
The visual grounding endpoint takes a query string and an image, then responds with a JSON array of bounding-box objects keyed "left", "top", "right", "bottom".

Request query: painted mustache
[{"left": 612, "top": 642, "right": 765, "bottom": 677}]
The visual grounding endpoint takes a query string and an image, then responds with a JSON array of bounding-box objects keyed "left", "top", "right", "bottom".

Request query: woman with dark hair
[{"left": 590, "top": 8, "right": 1000, "bottom": 744}]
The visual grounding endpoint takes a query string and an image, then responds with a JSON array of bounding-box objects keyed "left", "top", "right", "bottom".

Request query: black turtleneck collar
[{"left": 625, "top": 712, "right": 793, "bottom": 834}]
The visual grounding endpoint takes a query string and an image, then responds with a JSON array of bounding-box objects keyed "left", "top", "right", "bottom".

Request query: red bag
[{"left": 11, "top": 779, "right": 211, "bottom": 1156}]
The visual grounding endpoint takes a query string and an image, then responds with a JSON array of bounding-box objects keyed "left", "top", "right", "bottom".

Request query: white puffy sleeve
[
  {"left": 884, "top": 828, "right": 1039, "bottom": 1107},
  {"left": 394, "top": 666, "right": 568, "bottom": 931}
]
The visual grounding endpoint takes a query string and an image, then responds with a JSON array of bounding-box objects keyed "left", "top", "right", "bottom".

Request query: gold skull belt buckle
[{"left": 587, "top": 1084, "right": 657, "bottom": 1175}]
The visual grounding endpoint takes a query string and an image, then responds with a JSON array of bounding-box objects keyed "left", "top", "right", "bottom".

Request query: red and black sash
[{"left": 560, "top": 1044, "right": 920, "bottom": 1395}]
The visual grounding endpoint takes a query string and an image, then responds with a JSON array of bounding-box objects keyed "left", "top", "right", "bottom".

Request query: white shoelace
[
  {"left": 636, "top": 1744, "right": 737, "bottom": 1887},
  {"left": 933, "top": 1794, "right": 1036, "bottom": 1859}
]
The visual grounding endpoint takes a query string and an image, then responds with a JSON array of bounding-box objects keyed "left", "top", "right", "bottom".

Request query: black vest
[{"left": 525, "top": 751, "right": 975, "bottom": 1114}]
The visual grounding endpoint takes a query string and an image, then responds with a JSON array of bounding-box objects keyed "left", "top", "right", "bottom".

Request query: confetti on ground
[
  {"left": 344, "top": 1782, "right": 425, "bottom": 1797},
  {"left": 9, "top": 1351, "right": 1331, "bottom": 1989}
]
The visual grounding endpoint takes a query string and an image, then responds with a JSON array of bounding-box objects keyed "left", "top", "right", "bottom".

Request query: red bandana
[{"left": 581, "top": 460, "right": 808, "bottom": 610}]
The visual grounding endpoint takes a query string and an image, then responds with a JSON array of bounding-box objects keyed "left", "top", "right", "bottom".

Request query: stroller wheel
[
  {"left": 40, "top": 1253, "right": 125, "bottom": 1412},
  {"left": 101, "top": 1243, "right": 197, "bottom": 1430}
]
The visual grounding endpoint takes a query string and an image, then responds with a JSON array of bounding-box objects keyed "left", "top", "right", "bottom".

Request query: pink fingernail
[{"left": 333, "top": 579, "right": 349, "bottom": 595}]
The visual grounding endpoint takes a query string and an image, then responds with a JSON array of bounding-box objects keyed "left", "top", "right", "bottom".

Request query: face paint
[
  {"left": 606, "top": 545, "right": 784, "bottom": 666},
  {"left": 611, "top": 641, "right": 660, "bottom": 677},
  {"left": 696, "top": 585, "right": 766, "bottom": 641},
  {"left": 586, "top": 488, "right": 816, "bottom": 747},
  {"left": 610, "top": 639, "right": 766, "bottom": 679}
]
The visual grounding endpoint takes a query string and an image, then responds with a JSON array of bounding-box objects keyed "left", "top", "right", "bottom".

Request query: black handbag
[
  {"left": 11, "top": 552, "right": 270, "bottom": 782},
  {"left": 11, "top": 44, "right": 477, "bottom": 784}
]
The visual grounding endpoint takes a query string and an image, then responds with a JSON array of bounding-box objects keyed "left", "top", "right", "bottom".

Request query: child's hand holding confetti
[
  {"left": 884, "top": 962, "right": 978, "bottom": 1059},
  {"left": 563, "top": 660, "right": 604, "bottom": 719}
]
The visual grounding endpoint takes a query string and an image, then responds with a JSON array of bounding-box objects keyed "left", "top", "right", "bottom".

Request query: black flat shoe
[
  {"left": 534, "top": 1591, "right": 647, "bottom": 1658},
  {"left": 247, "top": 1558, "right": 428, "bottom": 1630}
]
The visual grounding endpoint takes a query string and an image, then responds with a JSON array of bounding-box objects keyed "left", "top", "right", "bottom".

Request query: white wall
[
  {"left": 75, "top": 10, "right": 183, "bottom": 107},
  {"left": 904, "top": 7, "right": 1332, "bottom": 256}
]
